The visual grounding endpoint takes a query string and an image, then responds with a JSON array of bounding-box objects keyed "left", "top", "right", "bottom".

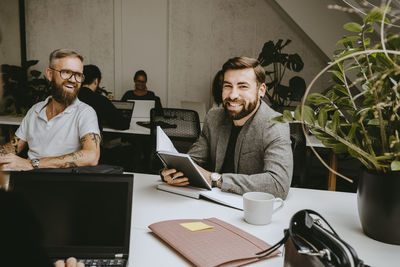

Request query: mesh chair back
[{"left": 150, "top": 108, "right": 201, "bottom": 153}]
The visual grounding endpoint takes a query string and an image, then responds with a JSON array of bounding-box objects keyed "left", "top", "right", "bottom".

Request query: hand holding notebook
[{"left": 157, "top": 126, "right": 212, "bottom": 190}]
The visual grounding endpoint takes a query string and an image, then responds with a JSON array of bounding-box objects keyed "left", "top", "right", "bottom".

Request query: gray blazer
[{"left": 188, "top": 101, "right": 293, "bottom": 199}]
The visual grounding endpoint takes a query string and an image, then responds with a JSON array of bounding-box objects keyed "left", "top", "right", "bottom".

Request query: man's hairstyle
[
  {"left": 83, "top": 64, "right": 102, "bottom": 85},
  {"left": 222, "top": 56, "right": 266, "bottom": 86},
  {"left": 212, "top": 70, "right": 223, "bottom": 105},
  {"left": 49, "top": 49, "right": 83, "bottom": 67},
  {"left": 133, "top": 70, "right": 147, "bottom": 82}
]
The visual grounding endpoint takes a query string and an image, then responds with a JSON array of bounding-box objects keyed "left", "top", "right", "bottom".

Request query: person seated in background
[
  {"left": 161, "top": 56, "right": 293, "bottom": 199},
  {"left": 78, "top": 64, "right": 130, "bottom": 130},
  {"left": 121, "top": 69, "right": 163, "bottom": 114},
  {"left": 0, "top": 49, "right": 100, "bottom": 171}
]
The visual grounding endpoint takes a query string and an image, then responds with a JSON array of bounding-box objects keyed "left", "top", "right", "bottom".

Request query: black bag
[
  {"left": 29, "top": 164, "right": 124, "bottom": 174},
  {"left": 256, "top": 209, "right": 368, "bottom": 267}
]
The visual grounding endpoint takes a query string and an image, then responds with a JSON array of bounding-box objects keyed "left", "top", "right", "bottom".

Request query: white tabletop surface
[
  {"left": 0, "top": 114, "right": 150, "bottom": 135},
  {"left": 0, "top": 114, "right": 23, "bottom": 126},
  {"left": 130, "top": 173, "right": 400, "bottom": 267}
]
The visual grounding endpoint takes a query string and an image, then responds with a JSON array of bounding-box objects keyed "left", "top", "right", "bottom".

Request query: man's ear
[
  {"left": 45, "top": 67, "right": 53, "bottom": 82},
  {"left": 258, "top": 83, "right": 266, "bottom": 98},
  {"left": 94, "top": 78, "right": 99, "bottom": 87}
]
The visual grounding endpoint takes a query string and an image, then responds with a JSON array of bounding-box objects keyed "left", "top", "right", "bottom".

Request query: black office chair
[{"left": 149, "top": 108, "right": 201, "bottom": 172}]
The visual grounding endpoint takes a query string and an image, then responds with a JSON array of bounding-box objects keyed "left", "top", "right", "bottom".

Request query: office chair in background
[{"left": 149, "top": 108, "right": 201, "bottom": 172}]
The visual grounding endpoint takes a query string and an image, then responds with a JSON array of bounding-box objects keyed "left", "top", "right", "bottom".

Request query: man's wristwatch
[
  {"left": 210, "top": 172, "right": 222, "bottom": 187},
  {"left": 31, "top": 158, "right": 40, "bottom": 169}
]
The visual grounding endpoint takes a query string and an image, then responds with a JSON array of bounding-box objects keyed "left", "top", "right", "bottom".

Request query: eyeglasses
[{"left": 49, "top": 67, "right": 85, "bottom": 83}]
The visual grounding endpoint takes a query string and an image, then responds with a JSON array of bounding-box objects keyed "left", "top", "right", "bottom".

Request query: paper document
[{"left": 157, "top": 183, "right": 243, "bottom": 210}]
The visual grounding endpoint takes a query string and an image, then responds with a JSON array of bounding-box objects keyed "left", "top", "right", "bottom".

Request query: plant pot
[{"left": 357, "top": 168, "right": 400, "bottom": 245}]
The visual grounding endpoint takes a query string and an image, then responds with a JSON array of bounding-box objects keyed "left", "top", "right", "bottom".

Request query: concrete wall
[
  {"left": 3, "top": 0, "right": 336, "bottom": 111},
  {"left": 276, "top": 0, "right": 362, "bottom": 58},
  {"left": 168, "top": 0, "right": 331, "bottom": 109},
  {"left": 0, "top": 0, "right": 21, "bottom": 65},
  {"left": 117, "top": 0, "right": 168, "bottom": 102},
  {"left": 24, "top": 0, "right": 115, "bottom": 95}
]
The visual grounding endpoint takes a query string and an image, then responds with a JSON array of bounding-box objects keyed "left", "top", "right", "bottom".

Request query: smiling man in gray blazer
[{"left": 162, "top": 56, "right": 293, "bottom": 199}]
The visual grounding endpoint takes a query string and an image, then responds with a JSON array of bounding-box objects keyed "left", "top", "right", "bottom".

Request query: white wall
[
  {"left": 24, "top": 0, "right": 115, "bottom": 94},
  {"left": 168, "top": 0, "right": 331, "bottom": 109},
  {"left": 276, "top": 0, "right": 361, "bottom": 58},
  {"left": 117, "top": 0, "right": 168, "bottom": 102},
  {"left": 0, "top": 0, "right": 21, "bottom": 65},
  {"left": 5, "top": 0, "right": 335, "bottom": 111}
]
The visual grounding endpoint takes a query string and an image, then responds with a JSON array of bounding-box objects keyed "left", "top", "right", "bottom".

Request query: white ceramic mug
[{"left": 243, "top": 192, "right": 284, "bottom": 225}]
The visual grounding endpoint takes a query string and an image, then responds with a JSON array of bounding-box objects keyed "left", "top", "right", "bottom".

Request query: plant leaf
[
  {"left": 364, "top": 8, "right": 390, "bottom": 24},
  {"left": 391, "top": 161, "right": 400, "bottom": 171},
  {"left": 307, "top": 93, "right": 332, "bottom": 106},
  {"left": 336, "top": 36, "right": 360, "bottom": 45},
  {"left": 317, "top": 108, "right": 328, "bottom": 128},
  {"left": 331, "top": 70, "right": 346, "bottom": 84},
  {"left": 333, "top": 143, "right": 348, "bottom": 154},
  {"left": 343, "top": 22, "right": 362, "bottom": 32},
  {"left": 283, "top": 110, "right": 293, "bottom": 122},
  {"left": 331, "top": 111, "right": 340, "bottom": 132}
]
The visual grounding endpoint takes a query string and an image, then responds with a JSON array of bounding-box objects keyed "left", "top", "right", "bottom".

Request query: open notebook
[{"left": 156, "top": 126, "right": 243, "bottom": 210}]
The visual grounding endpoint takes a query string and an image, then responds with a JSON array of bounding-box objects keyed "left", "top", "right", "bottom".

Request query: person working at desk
[
  {"left": 162, "top": 56, "right": 293, "bottom": 199},
  {"left": 0, "top": 49, "right": 100, "bottom": 171},
  {"left": 78, "top": 64, "right": 130, "bottom": 130},
  {"left": 121, "top": 69, "right": 163, "bottom": 113}
]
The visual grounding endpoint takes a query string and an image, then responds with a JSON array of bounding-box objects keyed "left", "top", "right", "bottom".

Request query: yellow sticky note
[{"left": 180, "top": 222, "right": 214, "bottom": 232}]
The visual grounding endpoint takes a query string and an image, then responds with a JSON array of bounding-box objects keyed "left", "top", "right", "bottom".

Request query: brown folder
[{"left": 149, "top": 217, "right": 279, "bottom": 267}]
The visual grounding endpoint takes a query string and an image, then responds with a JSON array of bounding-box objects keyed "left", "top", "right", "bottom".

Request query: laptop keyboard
[{"left": 53, "top": 259, "right": 126, "bottom": 267}]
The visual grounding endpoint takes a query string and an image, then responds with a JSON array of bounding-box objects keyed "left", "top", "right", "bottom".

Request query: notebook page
[
  {"left": 156, "top": 126, "right": 179, "bottom": 153},
  {"left": 200, "top": 188, "right": 243, "bottom": 210}
]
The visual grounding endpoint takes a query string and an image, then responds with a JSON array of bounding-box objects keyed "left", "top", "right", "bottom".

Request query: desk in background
[
  {"left": 0, "top": 114, "right": 150, "bottom": 135},
  {"left": 130, "top": 173, "right": 400, "bottom": 266},
  {"left": 306, "top": 134, "right": 338, "bottom": 191}
]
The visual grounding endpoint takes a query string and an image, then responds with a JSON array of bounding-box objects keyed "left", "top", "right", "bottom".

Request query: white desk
[
  {"left": 130, "top": 173, "right": 400, "bottom": 266},
  {"left": 0, "top": 115, "right": 150, "bottom": 135},
  {"left": 103, "top": 118, "right": 150, "bottom": 135},
  {"left": 0, "top": 115, "right": 23, "bottom": 126}
]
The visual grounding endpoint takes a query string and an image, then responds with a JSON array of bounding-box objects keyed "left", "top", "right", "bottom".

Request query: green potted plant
[
  {"left": 257, "top": 39, "right": 306, "bottom": 111},
  {"left": 274, "top": 7, "right": 400, "bottom": 244},
  {"left": 1, "top": 60, "right": 48, "bottom": 115}
]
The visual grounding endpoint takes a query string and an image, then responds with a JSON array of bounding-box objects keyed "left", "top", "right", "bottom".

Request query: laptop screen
[
  {"left": 9, "top": 172, "right": 134, "bottom": 258},
  {"left": 111, "top": 100, "right": 135, "bottom": 121},
  {"left": 127, "top": 100, "right": 155, "bottom": 118}
]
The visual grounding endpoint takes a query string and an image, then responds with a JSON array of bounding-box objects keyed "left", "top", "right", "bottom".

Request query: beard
[
  {"left": 223, "top": 96, "right": 259, "bottom": 120},
  {"left": 50, "top": 79, "right": 80, "bottom": 106}
]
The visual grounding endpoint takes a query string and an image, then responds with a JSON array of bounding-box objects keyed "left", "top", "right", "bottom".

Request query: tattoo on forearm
[
  {"left": 11, "top": 136, "right": 20, "bottom": 154},
  {"left": 0, "top": 147, "right": 7, "bottom": 156},
  {"left": 58, "top": 151, "right": 84, "bottom": 168},
  {"left": 0, "top": 137, "right": 21, "bottom": 155},
  {"left": 80, "top": 133, "right": 100, "bottom": 148},
  {"left": 62, "top": 162, "right": 78, "bottom": 168}
]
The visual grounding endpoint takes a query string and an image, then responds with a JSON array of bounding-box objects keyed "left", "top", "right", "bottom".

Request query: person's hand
[
  {"left": 0, "top": 153, "right": 33, "bottom": 171},
  {"left": 161, "top": 168, "right": 189, "bottom": 187},
  {"left": 54, "top": 257, "right": 90, "bottom": 267},
  {"left": 195, "top": 164, "right": 212, "bottom": 186}
]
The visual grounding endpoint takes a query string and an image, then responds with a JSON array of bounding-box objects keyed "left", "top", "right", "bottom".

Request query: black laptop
[
  {"left": 9, "top": 171, "right": 134, "bottom": 267},
  {"left": 111, "top": 100, "right": 135, "bottom": 123}
]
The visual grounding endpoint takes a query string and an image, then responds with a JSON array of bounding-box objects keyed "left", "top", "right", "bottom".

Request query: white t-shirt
[{"left": 15, "top": 97, "right": 100, "bottom": 159}]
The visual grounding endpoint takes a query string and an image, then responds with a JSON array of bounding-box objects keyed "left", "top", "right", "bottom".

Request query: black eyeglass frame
[{"left": 49, "top": 67, "right": 85, "bottom": 83}]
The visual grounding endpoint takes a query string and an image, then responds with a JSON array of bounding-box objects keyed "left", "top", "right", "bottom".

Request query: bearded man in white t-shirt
[{"left": 0, "top": 49, "right": 101, "bottom": 170}]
